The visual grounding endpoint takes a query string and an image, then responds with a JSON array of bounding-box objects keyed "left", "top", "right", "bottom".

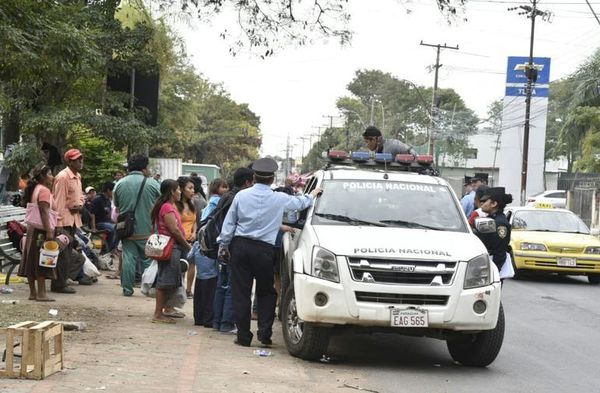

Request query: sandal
[
  {"left": 152, "top": 317, "right": 176, "bottom": 324},
  {"left": 35, "top": 298, "right": 56, "bottom": 302}
]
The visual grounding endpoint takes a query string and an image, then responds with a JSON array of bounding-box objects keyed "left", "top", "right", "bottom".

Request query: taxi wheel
[
  {"left": 447, "top": 303, "right": 505, "bottom": 367},
  {"left": 509, "top": 252, "right": 522, "bottom": 279},
  {"left": 588, "top": 274, "right": 600, "bottom": 285},
  {"left": 281, "top": 284, "right": 331, "bottom": 361}
]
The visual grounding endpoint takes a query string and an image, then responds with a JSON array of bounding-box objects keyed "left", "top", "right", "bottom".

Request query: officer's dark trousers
[{"left": 230, "top": 236, "right": 276, "bottom": 344}]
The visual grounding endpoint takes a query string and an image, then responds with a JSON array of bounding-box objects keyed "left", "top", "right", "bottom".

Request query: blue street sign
[
  {"left": 506, "top": 56, "right": 551, "bottom": 85},
  {"left": 505, "top": 86, "right": 549, "bottom": 97}
]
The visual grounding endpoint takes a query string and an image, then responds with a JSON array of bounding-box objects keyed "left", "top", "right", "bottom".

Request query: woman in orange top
[{"left": 177, "top": 177, "right": 197, "bottom": 298}]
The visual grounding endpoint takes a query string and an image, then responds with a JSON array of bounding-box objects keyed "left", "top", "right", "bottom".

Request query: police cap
[
  {"left": 463, "top": 175, "right": 472, "bottom": 185},
  {"left": 252, "top": 157, "right": 278, "bottom": 177}
]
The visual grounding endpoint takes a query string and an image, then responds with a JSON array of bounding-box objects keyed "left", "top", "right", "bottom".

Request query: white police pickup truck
[{"left": 280, "top": 151, "right": 504, "bottom": 367}]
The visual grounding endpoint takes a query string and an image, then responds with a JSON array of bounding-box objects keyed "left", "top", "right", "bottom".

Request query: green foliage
[
  {"left": 3, "top": 139, "right": 44, "bottom": 177},
  {"left": 70, "top": 128, "right": 126, "bottom": 189}
]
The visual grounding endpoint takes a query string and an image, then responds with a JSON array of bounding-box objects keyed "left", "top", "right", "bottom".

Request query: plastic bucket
[{"left": 39, "top": 240, "right": 60, "bottom": 268}]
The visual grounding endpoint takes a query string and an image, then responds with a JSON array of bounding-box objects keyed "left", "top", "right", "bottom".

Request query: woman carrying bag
[
  {"left": 18, "top": 164, "right": 57, "bottom": 302},
  {"left": 149, "top": 180, "right": 191, "bottom": 324}
]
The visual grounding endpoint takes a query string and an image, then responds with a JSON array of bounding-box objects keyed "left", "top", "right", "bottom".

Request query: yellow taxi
[{"left": 506, "top": 205, "right": 600, "bottom": 284}]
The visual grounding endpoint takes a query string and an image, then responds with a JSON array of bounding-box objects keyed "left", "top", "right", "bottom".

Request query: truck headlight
[
  {"left": 311, "top": 246, "right": 339, "bottom": 282},
  {"left": 585, "top": 246, "right": 600, "bottom": 254},
  {"left": 464, "top": 254, "right": 491, "bottom": 289},
  {"left": 520, "top": 242, "right": 547, "bottom": 251}
]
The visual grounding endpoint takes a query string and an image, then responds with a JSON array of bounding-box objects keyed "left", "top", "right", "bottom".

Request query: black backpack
[
  {"left": 198, "top": 208, "right": 221, "bottom": 259},
  {"left": 197, "top": 192, "right": 236, "bottom": 259}
]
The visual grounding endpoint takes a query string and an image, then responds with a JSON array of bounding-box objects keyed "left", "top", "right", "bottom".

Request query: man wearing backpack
[
  {"left": 218, "top": 158, "right": 321, "bottom": 347},
  {"left": 113, "top": 154, "right": 160, "bottom": 296},
  {"left": 208, "top": 167, "right": 254, "bottom": 333}
]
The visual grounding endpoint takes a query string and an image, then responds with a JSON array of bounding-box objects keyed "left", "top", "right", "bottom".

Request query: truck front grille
[
  {"left": 355, "top": 291, "right": 449, "bottom": 306},
  {"left": 348, "top": 257, "right": 457, "bottom": 286}
]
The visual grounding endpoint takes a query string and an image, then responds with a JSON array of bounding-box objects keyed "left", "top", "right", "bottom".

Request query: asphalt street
[{"left": 314, "top": 273, "right": 600, "bottom": 393}]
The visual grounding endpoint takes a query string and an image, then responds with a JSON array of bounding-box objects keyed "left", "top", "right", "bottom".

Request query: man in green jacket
[{"left": 114, "top": 154, "right": 160, "bottom": 296}]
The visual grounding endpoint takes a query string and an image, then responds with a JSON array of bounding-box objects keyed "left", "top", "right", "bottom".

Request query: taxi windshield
[
  {"left": 512, "top": 210, "right": 589, "bottom": 234},
  {"left": 312, "top": 179, "right": 467, "bottom": 232}
]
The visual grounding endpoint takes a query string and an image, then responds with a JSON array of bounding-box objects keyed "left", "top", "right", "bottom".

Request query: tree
[{"left": 300, "top": 69, "right": 478, "bottom": 171}]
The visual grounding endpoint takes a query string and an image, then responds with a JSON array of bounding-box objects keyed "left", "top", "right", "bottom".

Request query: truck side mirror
[{"left": 475, "top": 217, "right": 496, "bottom": 234}]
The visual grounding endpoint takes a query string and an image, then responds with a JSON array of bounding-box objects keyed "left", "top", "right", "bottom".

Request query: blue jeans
[
  {"left": 213, "top": 264, "right": 235, "bottom": 331},
  {"left": 96, "top": 222, "right": 117, "bottom": 252}
]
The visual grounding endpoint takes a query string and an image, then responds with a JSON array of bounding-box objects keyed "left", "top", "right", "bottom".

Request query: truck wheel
[
  {"left": 282, "top": 284, "right": 330, "bottom": 361},
  {"left": 588, "top": 274, "right": 600, "bottom": 285},
  {"left": 447, "top": 303, "right": 505, "bottom": 367}
]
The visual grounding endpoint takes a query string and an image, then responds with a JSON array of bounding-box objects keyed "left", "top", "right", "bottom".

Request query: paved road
[
  {"left": 318, "top": 274, "right": 600, "bottom": 393},
  {"left": 2, "top": 273, "right": 599, "bottom": 393}
]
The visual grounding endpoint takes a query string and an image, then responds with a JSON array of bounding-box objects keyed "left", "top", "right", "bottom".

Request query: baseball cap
[
  {"left": 64, "top": 149, "right": 83, "bottom": 162},
  {"left": 85, "top": 186, "right": 95, "bottom": 194}
]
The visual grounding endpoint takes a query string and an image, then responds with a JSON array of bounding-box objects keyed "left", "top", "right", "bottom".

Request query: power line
[{"left": 584, "top": 0, "right": 600, "bottom": 25}]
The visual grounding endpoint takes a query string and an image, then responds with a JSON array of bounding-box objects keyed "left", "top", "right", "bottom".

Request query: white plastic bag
[
  {"left": 499, "top": 253, "right": 515, "bottom": 279},
  {"left": 164, "top": 285, "right": 186, "bottom": 309},
  {"left": 83, "top": 254, "right": 101, "bottom": 278},
  {"left": 141, "top": 260, "right": 158, "bottom": 298}
]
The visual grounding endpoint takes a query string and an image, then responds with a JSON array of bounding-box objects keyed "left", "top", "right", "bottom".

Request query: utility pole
[
  {"left": 299, "top": 136, "right": 310, "bottom": 159},
  {"left": 420, "top": 41, "right": 459, "bottom": 157},
  {"left": 509, "top": 0, "right": 551, "bottom": 205},
  {"left": 285, "top": 134, "right": 291, "bottom": 178}
]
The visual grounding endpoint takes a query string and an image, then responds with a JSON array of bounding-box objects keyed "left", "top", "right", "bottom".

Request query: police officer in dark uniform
[
  {"left": 217, "top": 158, "right": 321, "bottom": 347},
  {"left": 476, "top": 187, "right": 513, "bottom": 273}
]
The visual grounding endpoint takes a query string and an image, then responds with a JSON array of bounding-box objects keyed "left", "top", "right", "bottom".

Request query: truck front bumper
[{"left": 293, "top": 263, "right": 501, "bottom": 331}]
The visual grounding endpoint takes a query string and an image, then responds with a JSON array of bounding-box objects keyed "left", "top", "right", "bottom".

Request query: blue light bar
[
  {"left": 350, "top": 151, "right": 370, "bottom": 162},
  {"left": 374, "top": 153, "right": 393, "bottom": 163}
]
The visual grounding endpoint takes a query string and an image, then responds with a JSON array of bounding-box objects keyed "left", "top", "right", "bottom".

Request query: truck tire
[
  {"left": 447, "top": 303, "right": 505, "bottom": 367},
  {"left": 281, "top": 284, "right": 330, "bottom": 361},
  {"left": 588, "top": 274, "right": 600, "bottom": 285}
]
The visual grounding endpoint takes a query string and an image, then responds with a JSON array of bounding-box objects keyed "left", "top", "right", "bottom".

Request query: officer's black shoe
[
  {"left": 234, "top": 338, "right": 251, "bottom": 347},
  {"left": 259, "top": 338, "right": 272, "bottom": 347}
]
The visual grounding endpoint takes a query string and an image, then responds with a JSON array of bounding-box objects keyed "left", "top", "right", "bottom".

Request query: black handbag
[{"left": 116, "top": 177, "right": 147, "bottom": 240}]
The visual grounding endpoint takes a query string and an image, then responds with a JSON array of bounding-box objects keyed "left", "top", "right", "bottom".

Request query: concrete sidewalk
[{"left": 1, "top": 277, "right": 363, "bottom": 393}]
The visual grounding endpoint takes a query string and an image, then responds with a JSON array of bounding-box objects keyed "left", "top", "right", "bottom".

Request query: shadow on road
[
  {"left": 323, "top": 333, "right": 495, "bottom": 373},
  {"left": 512, "top": 273, "right": 591, "bottom": 286}
]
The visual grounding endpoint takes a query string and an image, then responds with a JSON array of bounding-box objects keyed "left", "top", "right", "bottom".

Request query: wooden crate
[{"left": 0, "top": 321, "right": 63, "bottom": 380}]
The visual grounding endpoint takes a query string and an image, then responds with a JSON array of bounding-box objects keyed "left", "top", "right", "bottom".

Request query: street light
[{"left": 340, "top": 108, "right": 367, "bottom": 128}]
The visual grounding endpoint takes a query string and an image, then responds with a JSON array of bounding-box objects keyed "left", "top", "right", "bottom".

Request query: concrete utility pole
[
  {"left": 420, "top": 41, "right": 459, "bottom": 157},
  {"left": 299, "top": 136, "right": 310, "bottom": 159},
  {"left": 509, "top": 0, "right": 551, "bottom": 205}
]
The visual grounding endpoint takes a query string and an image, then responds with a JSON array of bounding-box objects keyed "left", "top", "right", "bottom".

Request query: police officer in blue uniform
[
  {"left": 218, "top": 158, "right": 321, "bottom": 347},
  {"left": 476, "top": 187, "right": 513, "bottom": 273}
]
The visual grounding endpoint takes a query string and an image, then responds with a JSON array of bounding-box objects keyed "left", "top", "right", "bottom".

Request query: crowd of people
[
  {"left": 15, "top": 148, "right": 313, "bottom": 348},
  {"left": 13, "top": 126, "right": 514, "bottom": 348}
]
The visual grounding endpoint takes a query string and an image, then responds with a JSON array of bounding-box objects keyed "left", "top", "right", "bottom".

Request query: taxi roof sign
[{"left": 534, "top": 202, "right": 554, "bottom": 209}]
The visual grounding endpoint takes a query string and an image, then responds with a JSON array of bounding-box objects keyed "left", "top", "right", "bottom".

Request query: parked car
[
  {"left": 526, "top": 190, "right": 566, "bottom": 208},
  {"left": 506, "top": 206, "right": 600, "bottom": 284}
]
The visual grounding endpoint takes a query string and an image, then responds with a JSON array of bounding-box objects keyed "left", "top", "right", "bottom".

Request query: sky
[{"left": 174, "top": 0, "right": 600, "bottom": 159}]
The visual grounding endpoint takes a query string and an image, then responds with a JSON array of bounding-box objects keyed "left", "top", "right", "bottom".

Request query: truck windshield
[{"left": 312, "top": 179, "right": 467, "bottom": 232}]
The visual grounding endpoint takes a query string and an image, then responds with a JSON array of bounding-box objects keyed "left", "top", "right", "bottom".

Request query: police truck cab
[{"left": 280, "top": 151, "right": 504, "bottom": 367}]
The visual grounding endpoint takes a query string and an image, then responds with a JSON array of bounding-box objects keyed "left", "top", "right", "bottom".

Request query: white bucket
[{"left": 39, "top": 241, "right": 60, "bottom": 268}]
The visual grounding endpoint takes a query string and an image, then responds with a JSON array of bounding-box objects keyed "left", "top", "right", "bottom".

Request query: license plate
[
  {"left": 390, "top": 309, "right": 428, "bottom": 327},
  {"left": 557, "top": 257, "right": 576, "bottom": 267}
]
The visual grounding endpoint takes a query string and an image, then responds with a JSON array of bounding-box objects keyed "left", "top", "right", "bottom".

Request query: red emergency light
[
  {"left": 395, "top": 154, "right": 415, "bottom": 164},
  {"left": 328, "top": 150, "right": 348, "bottom": 160},
  {"left": 416, "top": 155, "right": 433, "bottom": 165}
]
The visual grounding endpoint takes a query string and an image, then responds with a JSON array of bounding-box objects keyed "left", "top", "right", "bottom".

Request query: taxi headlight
[
  {"left": 585, "top": 246, "right": 600, "bottom": 255},
  {"left": 520, "top": 242, "right": 547, "bottom": 251},
  {"left": 464, "top": 254, "right": 491, "bottom": 289},
  {"left": 311, "top": 246, "right": 339, "bottom": 283}
]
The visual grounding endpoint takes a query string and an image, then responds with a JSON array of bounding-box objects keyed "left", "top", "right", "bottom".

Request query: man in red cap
[{"left": 51, "top": 148, "right": 85, "bottom": 294}]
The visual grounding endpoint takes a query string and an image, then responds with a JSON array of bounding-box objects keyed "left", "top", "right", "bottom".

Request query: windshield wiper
[
  {"left": 314, "top": 213, "right": 388, "bottom": 227},
  {"left": 379, "top": 219, "right": 442, "bottom": 231}
]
